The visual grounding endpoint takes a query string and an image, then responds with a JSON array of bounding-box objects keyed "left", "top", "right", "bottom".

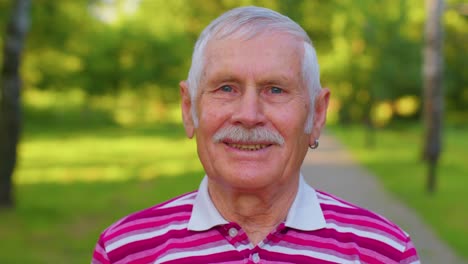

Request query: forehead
[{"left": 202, "top": 32, "right": 304, "bottom": 83}]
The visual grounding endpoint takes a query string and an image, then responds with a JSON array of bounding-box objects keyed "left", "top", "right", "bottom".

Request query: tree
[
  {"left": 422, "top": 0, "right": 444, "bottom": 193},
  {"left": 0, "top": 0, "right": 31, "bottom": 208}
]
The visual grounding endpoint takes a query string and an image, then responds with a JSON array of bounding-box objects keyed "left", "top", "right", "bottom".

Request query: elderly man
[{"left": 92, "top": 6, "right": 420, "bottom": 264}]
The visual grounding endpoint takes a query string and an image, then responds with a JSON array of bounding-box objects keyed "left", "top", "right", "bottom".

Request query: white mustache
[{"left": 213, "top": 126, "right": 284, "bottom": 145}]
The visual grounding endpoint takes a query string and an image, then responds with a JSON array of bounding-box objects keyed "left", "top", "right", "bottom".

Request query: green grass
[
  {"left": 0, "top": 90, "right": 204, "bottom": 263},
  {"left": 330, "top": 124, "right": 468, "bottom": 259}
]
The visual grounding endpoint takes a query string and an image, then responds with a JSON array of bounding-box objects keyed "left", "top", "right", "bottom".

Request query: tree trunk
[
  {"left": 422, "top": 0, "right": 444, "bottom": 193},
  {"left": 0, "top": 0, "right": 31, "bottom": 208}
]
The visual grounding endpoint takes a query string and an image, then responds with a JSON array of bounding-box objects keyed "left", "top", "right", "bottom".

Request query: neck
[{"left": 207, "top": 176, "right": 300, "bottom": 245}]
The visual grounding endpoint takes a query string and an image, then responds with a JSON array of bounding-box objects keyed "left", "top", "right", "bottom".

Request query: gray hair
[{"left": 187, "top": 6, "right": 322, "bottom": 133}]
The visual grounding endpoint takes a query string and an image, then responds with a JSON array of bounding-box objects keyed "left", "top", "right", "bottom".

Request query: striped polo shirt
[{"left": 92, "top": 175, "right": 420, "bottom": 263}]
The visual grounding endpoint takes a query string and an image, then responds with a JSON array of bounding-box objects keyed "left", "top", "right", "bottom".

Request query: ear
[
  {"left": 180, "top": 80, "right": 195, "bottom": 139},
  {"left": 309, "top": 88, "right": 330, "bottom": 144}
]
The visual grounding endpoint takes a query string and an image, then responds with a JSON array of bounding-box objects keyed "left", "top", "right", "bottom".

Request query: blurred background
[{"left": 0, "top": 0, "right": 466, "bottom": 263}]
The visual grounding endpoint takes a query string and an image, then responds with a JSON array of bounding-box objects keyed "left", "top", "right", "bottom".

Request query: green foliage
[
  {"left": 331, "top": 124, "right": 468, "bottom": 259},
  {"left": 0, "top": 0, "right": 12, "bottom": 29},
  {"left": 320, "top": 0, "right": 424, "bottom": 123},
  {"left": 1, "top": 0, "right": 466, "bottom": 121},
  {"left": 444, "top": 1, "right": 468, "bottom": 113},
  {"left": 22, "top": 0, "right": 195, "bottom": 101}
]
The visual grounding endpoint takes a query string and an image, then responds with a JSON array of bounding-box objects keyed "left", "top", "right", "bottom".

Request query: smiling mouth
[{"left": 226, "top": 143, "right": 271, "bottom": 151}]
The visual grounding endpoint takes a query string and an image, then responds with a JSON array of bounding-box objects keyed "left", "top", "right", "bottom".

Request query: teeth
[{"left": 229, "top": 144, "right": 268, "bottom": 151}]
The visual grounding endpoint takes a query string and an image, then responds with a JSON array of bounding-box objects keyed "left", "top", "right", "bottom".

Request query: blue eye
[
  {"left": 270, "top": 87, "right": 283, "bottom": 94},
  {"left": 220, "top": 85, "right": 233, "bottom": 92}
]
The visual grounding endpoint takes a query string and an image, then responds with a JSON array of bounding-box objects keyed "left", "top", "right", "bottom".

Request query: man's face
[{"left": 182, "top": 32, "right": 323, "bottom": 191}]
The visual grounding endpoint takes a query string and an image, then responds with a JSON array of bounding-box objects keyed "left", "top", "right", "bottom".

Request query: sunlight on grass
[
  {"left": 17, "top": 88, "right": 199, "bottom": 184},
  {"left": 16, "top": 135, "right": 200, "bottom": 184},
  {"left": 24, "top": 88, "right": 87, "bottom": 109}
]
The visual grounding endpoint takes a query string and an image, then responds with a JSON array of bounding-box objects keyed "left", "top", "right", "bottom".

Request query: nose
[{"left": 231, "top": 88, "right": 266, "bottom": 128}]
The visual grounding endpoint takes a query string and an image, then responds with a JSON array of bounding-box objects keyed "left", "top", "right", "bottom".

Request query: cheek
[
  {"left": 199, "top": 108, "right": 220, "bottom": 127},
  {"left": 271, "top": 105, "right": 308, "bottom": 132},
  {"left": 198, "top": 103, "right": 230, "bottom": 136}
]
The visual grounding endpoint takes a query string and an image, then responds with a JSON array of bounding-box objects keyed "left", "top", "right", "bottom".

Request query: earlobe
[
  {"left": 310, "top": 88, "right": 330, "bottom": 143},
  {"left": 180, "top": 80, "right": 195, "bottom": 139}
]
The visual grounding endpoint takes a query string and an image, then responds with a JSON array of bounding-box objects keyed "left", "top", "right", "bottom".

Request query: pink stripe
[
  {"left": 261, "top": 250, "right": 339, "bottom": 264},
  {"left": 113, "top": 231, "right": 225, "bottom": 263},
  {"left": 316, "top": 190, "right": 362, "bottom": 209},
  {"left": 152, "top": 191, "right": 197, "bottom": 208},
  {"left": 324, "top": 209, "right": 394, "bottom": 229},
  {"left": 163, "top": 250, "right": 243, "bottom": 264},
  {"left": 277, "top": 229, "right": 401, "bottom": 261},
  {"left": 105, "top": 214, "right": 191, "bottom": 243},
  {"left": 324, "top": 212, "right": 405, "bottom": 242},
  {"left": 91, "top": 189, "right": 419, "bottom": 263},
  {"left": 320, "top": 202, "right": 400, "bottom": 231},
  {"left": 92, "top": 242, "right": 110, "bottom": 264},
  {"left": 272, "top": 234, "right": 396, "bottom": 263},
  {"left": 107, "top": 211, "right": 191, "bottom": 236}
]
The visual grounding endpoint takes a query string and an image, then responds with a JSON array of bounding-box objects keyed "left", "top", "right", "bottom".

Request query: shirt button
[
  {"left": 228, "top": 227, "right": 238, "bottom": 237},
  {"left": 252, "top": 253, "right": 260, "bottom": 263}
]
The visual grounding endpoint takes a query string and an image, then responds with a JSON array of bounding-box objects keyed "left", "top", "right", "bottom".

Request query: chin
[{"left": 217, "top": 169, "right": 278, "bottom": 191}]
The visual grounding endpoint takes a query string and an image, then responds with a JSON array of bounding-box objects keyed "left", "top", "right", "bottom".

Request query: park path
[{"left": 301, "top": 134, "right": 466, "bottom": 264}]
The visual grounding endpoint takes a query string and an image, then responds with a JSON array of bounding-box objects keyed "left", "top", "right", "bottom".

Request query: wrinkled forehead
[{"left": 202, "top": 31, "right": 305, "bottom": 79}]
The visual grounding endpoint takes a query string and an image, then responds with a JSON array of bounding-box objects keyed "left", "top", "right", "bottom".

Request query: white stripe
[
  {"left": 106, "top": 223, "right": 186, "bottom": 252},
  {"left": 159, "top": 193, "right": 196, "bottom": 209},
  {"left": 318, "top": 198, "right": 354, "bottom": 209},
  {"left": 326, "top": 222, "right": 405, "bottom": 251},
  {"left": 264, "top": 243, "right": 359, "bottom": 263},
  {"left": 180, "top": 192, "right": 197, "bottom": 201},
  {"left": 154, "top": 243, "right": 235, "bottom": 264},
  {"left": 236, "top": 243, "right": 253, "bottom": 251}
]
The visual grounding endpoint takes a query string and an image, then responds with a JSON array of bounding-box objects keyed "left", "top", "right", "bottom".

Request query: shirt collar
[
  {"left": 284, "top": 174, "right": 326, "bottom": 231},
  {"left": 188, "top": 174, "right": 326, "bottom": 232},
  {"left": 188, "top": 176, "right": 228, "bottom": 231}
]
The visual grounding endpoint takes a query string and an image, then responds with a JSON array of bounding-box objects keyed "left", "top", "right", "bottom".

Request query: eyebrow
[
  {"left": 204, "top": 75, "right": 239, "bottom": 86},
  {"left": 257, "top": 75, "right": 292, "bottom": 86},
  {"left": 205, "top": 72, "right": 294, "bottom": 86}
]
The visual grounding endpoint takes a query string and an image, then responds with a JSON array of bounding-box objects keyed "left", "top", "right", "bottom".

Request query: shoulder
[
  {"left": 287, "top": 189, "right": 419, "bottom": 262},
  {"left": 315, "top": 190, "right": 412, "bottom": 251},
  {"left": 99, "top": 191, "right": 198, "bottom": 246}
]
